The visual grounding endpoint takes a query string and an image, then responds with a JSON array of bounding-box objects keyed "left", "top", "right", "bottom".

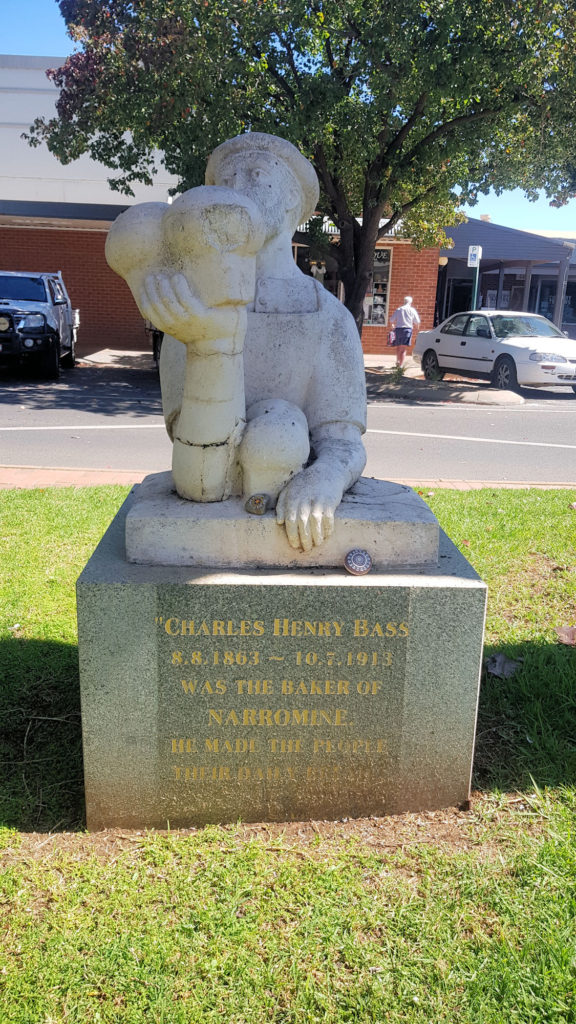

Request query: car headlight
[
  {"left": 0, "top": 316, "right": 10, "bottom": 332},
  {"left": 23, "top": 338, "right": 36, "bottom": 349},
  {"left": 15, "top": 314, "right": 45, "bottom": 331},
  {"left": 529, "top": 351, "right": 567, "bottom": 363}
]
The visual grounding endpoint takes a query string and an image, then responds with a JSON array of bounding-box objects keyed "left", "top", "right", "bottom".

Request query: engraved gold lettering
[
  {"left": 313, "top": 739, "right": 334, "bottom": 753},
  {"left": 171, "top": 738, "right": 198, "bottom": 754},
  {"left": 165, "top": 618, "right": 180, "bottom": 635},
  {"left": 205, "top": 738, "right": 258, "bottom": 754},
  {"left": 180, "top": 620, "right": 195, "bottom": 635},
  {"left": 306, "top": 765, "right": 340, "bottom": 782},
  {"left": 181, "top": 679, "right": 227, "bottom": 695},
  {"left": 269, "top": 738, "right": 302, "bottom": 753},
  {"left": 313, "top": 738, "right": 388, "bottom": 755},
  {"left": 172, "top": 765, "right": 232, "bottom": 782},
  {"left": 282, "top": 679, "right": 350, "bottom": 696},
  {"left": 356, "top": 680, "right": 382, "bottom": 695},
  {"left": 253, "top": 621, "right": 265, "bottom": 636},
  {"left": 236, "top": 679, "right": 273, "bottom": 695},
  {"left": 292, "top": 708, "right": 309, "bottom": 725},
  {"left": 209, "top": 707, "right": 349, "bottom": 727},
  {"left": 213, "top": 620, "right": 226, "bottom": 636}
]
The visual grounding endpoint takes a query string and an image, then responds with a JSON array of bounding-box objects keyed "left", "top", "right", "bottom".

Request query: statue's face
[{"left": 214, "top": 151, "right": 301, "bottom": 240}]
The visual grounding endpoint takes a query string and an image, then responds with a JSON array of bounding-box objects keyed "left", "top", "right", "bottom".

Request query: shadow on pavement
[
  {"left": 0, "top": 362, "right": 162, "bottom": 419},
  {"left": 366, "top": 368, "right": 576, "bottom": 404}
]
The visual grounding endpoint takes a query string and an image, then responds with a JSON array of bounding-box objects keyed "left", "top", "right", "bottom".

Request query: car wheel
[
  {"left": 491, "top": 355, "right": 518, "bottom": 391},
  {"left": 39, "top": 340, "right": 60, "bottom": 380},
  {"left": 422, "top": 349, "right": 445, "bottom": 381},
  {"left": 61, "top": 331, "right": 76, "bottom": 369}
]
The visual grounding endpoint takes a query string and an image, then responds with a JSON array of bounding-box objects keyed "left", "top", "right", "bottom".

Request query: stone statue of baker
[{"left": 106, "top": 132, "right": 367, "bottom": 553}]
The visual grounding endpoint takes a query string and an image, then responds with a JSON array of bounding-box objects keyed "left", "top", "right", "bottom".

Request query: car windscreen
[
  {"left": 492, "top": 315, "right": 564, "bottom": 339},
  {"left": 0, "top": 276, "right": 47, "bottom": 303}
]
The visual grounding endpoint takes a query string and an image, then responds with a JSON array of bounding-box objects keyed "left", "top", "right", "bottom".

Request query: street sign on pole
[{"left": 468, "top": 246, "right": 482, "bottom": 309}]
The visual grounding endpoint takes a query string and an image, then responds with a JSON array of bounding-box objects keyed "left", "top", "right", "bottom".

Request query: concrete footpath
[{"left": 0, "top": 465, "right": 570, "bottom": 492}]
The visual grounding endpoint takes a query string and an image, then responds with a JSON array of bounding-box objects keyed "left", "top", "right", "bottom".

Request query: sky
[{"left": 5, "top": 0, "right": 576, "bottom": 235}]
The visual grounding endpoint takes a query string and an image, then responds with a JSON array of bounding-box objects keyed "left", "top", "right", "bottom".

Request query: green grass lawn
[{"left": 0, "top": 486, "right": 575, "bottom": 1023}]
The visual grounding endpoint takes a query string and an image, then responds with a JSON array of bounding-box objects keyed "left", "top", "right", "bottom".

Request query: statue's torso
[{"left": 160, "top": 274, "right": 367, "bottom": 437}]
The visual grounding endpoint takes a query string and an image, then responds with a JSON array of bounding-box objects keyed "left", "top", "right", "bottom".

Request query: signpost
[{"left": 467, "top": 245, "right": 482, "bottom": 309}]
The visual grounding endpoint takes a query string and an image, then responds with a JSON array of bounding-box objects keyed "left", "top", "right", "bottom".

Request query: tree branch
[
  {"left": 375, "top": 92, "right": 428, "bottom": 171},
  {"left": 376, "top": 184, "right": 438, "bottom": 240},
  {"left": 325, "top": 33, "right": 336, "bottom": 70},
  {"left": 257, "top": 46, "right": 296, "bottom": 106},
  {"left": 278, "top": 34, "right": 302, "bottom": 87},
  {"left": 403, "top": 106, "right": 504, "bottom": 165},
  {"left": 313, "top": 143, "right": 351, "bottom": 227}
]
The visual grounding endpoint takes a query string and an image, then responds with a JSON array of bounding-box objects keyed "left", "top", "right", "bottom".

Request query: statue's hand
[
  {"left": 276, "top": 464, "right": 343, "bottom": 552},
  {"left": 137, "top": 271, "right": 244, "bottom": 345}
]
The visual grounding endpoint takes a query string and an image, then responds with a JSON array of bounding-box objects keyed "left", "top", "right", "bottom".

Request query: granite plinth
[
  {"left": 78, "top": 490, "right": 486, "bottom": 830},
  {"left": 125, "top": 473, "right": 439, "bottom": 569}
]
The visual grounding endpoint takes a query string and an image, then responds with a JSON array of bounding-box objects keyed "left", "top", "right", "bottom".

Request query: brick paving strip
[{"left": 0, "top": 465, "right": 572, "bottom": 491}]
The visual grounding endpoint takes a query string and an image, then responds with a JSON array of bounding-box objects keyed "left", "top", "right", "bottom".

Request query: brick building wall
[
  {"left": 0, "top": 225, "right": 146, "bottom": 354},
  {"left": 361, "top": 241, "right": 439, "bottom": 355},
  {"left": 1, "top": 224, "right": 439, "bottom": 357}
]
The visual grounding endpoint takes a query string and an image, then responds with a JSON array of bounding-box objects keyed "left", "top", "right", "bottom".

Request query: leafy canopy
[{"left": 29, "top": 0, "right": 576, "bottom": 318}]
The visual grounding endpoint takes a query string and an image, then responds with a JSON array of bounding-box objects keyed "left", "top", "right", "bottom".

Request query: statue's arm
[{"left": 276, "top": 423, "right": 366, "bottom": 552}]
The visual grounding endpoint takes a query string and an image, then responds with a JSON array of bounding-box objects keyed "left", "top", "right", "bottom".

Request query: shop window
[
  {"left": 562, "top": 282, "right": 576, "bottom": 325},
  {"left": 536, "top": 280, "right": 556, "bottom": 320},
  {"left": 363, "top": 249, "right": 391, "bottom": 325}
]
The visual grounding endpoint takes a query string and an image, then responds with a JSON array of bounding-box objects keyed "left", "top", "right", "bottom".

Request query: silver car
[{"left": 413, "top": 311, "right": 576, "bottom": 392}]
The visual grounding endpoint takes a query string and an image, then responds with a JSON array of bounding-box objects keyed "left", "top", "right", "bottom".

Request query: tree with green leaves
[{"left": 30, "top": 0, "right": 576, "bottom": 326}]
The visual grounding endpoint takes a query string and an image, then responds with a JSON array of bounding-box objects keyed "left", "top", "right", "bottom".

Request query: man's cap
[{"left": 206, "top": 132, "right": 319, "bottom": 223}]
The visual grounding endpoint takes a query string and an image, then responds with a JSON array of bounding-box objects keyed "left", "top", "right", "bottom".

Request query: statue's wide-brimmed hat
[{"left": 205, "top": 132, "right": 319, "bottom": 224}]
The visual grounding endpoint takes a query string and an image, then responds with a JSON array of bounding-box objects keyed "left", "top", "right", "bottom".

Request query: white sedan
[{"left": 412, "top": 311, "right": 576, "bottom": 392}]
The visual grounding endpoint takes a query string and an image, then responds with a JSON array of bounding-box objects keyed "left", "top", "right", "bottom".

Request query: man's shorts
[{"left": 392, "top": 327, "right": 412, "bottom": 346}]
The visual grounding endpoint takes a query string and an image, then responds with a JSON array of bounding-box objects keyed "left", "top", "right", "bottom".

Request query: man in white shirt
[{"left": 390, "top": 296, "right": 420, "bottom": 367}]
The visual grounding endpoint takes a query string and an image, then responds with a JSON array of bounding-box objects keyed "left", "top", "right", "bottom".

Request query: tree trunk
[{"left": 339, "top": 212, "right": 382, "bottom": 333}]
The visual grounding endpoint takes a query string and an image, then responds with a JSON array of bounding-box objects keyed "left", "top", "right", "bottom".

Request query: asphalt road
[{"left": 0, "top": 363, "right": 574, "bottom": 485}]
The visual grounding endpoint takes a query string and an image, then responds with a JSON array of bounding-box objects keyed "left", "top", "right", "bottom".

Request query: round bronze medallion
[
  {"left": 244, "top": 493, "right": 270, "bottom": 516},
  {"left": 344, "top": 548, "right": 373, "bottom": 575}
]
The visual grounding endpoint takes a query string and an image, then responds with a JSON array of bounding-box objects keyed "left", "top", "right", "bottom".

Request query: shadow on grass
[
  {"left": 0, "top": 637, "right": 85, "bottom": 832},
  {"left": 0, "top": 635, "right": 574, "bottom": 831},
  {"left": 473, "top": 640, "right": 576, "bottom": 792}
]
